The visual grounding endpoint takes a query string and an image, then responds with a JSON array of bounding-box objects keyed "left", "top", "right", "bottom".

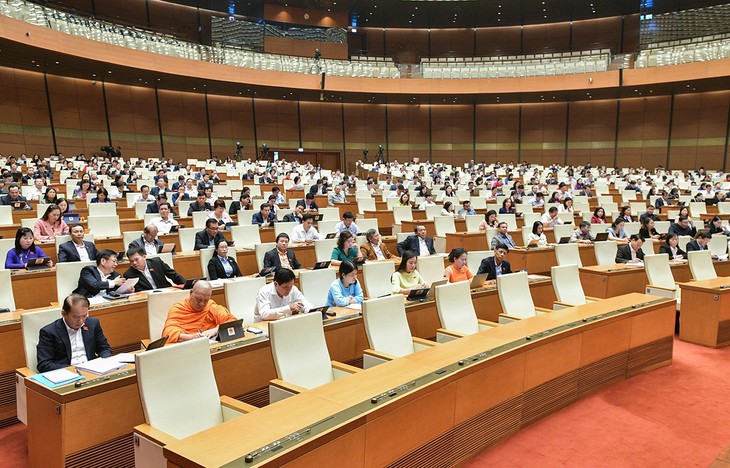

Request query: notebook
[{"left": 74, "top": 357, "right": 126, "bottom": 376}]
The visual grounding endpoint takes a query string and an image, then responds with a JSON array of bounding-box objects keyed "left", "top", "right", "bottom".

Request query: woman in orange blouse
[
  {"left": 33, "top": 204, "right": 69, "bottom": 241},
  {"left": 444, "top": 248, "right": 474, "bottom": 283}
]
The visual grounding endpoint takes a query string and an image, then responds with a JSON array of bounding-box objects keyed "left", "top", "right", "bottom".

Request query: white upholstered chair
[
  {"left": 687, "top": 250, "right": 717, "bottom": 281},
  {"left": 298, "top": 268, "right": 337, "bottom": 308},
  {"left": 550, "top": 265, "right": 598, "bottom": 309},
  {"left": 55, "top": 261, "right": 95, "bottom": 303},
  {"left": 147, "top": 289, "right": 189, "bottom": 340},
  {"left": 555, "top": 243, "right": 582, "bottom": 267},
  {"left": 224, "top": 277, "right": 266, "bottom": 324},
  {"left": 644, "top": 254, "right": 681, "bottom": 306},
  {"left": 594, "top": 241, "right": 618, "bottom": 265},
  {"left": 497, "top": 271, "right": 552, "bottom": 322},
  {"left": 435, "top": 281, "right": 498, "bottom": 342},
  {"left": 362, "top": 261, "right": 395, "bottom": 298}
]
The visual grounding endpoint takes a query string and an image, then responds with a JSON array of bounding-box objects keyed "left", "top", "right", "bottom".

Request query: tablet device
[
  {"left": 325, "top": 232, "right": 336, "bottom": 239},
  {"left": 469, "top": 273, "right": 489, "bottom": 290},
  {"left": 428, "top": 279, "right": 448, "bottom": 300},
  {"left": 558, "top": 237, "right": 571, "bottom": 244},
  {"left": 310, "top": 306, "right": 334, "bottom": 319},
  {"left": 594, "top": 232, "right": 609, "bottom": 242},
  {"left": 169, "top": 225, "right": 181, "bottom": 233},
  {"left": 217, "top": 319, "right": 244, "bottom": 343},
  {"left": 526, "top": 239, "right": 540, "bottom": 248},
  {"left": 25, "top": 257, "right": 52, "bottom": 270},
  {"left": 257, "top": 267, "right": 276, "bottom": 277},
  {"left": 143, "top": 335, "right": 169, "bottom": 350},
  {"left": 352, "top": 256, "right": 366, "bottom": 267},
  {"left": 312, "top": 261, "right": 331, "bottom": 270},
  {"left": 406, "top": 288, "right": 429, "bottom": 302},
  {"left": 64, "top": 215, "right": 81, "bottom": 223},
  {"left": 158, "top": 243, "right": 175, "bottom": 254},
  {"left": 181, "top": 278, "right": 204, "bottom": 290},
  {"left": 117, "top": 251, "right": 125, "bottom": 261},
  {"left": 312, "top": 214, "right": 324, "bottom": 222}
]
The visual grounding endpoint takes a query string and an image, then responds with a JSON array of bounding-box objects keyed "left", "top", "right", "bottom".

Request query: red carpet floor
[
  {"left": 467, "top": 338, "right": 730, "bottom": 467},
  {"left": 0, "top": 338, "right": 727, "bottom": 467}
]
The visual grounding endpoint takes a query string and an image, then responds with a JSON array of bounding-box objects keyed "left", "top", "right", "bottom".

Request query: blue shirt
[
  {"left": 218, "top": 256, "right": 234, "bottom": 277},
  {"left": 326, "top": 279, "right": 364, "bottom": 307},
  {"left": 5, "top": 246, "right": 47, "bottom": 269}
]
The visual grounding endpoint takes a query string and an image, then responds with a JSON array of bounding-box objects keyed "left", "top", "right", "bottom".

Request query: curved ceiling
[{"left": 180, "top": 0, "right": 728, "bottom": 28}]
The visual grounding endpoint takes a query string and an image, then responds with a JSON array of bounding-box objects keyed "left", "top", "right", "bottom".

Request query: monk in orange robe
[{"left": 162, "top": 280, "right": 237, "bottom": 343}]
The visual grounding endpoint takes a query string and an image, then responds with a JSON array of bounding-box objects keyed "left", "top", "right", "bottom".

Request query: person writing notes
[
  {"left": 162, "top": 280, "right": 237, "bottom": 343},
  {"left": 392, "top": 250, "right": 429, "bottom": 295},
  {"left": 254, "top": 268, "right": 313, "bottom": 322}
]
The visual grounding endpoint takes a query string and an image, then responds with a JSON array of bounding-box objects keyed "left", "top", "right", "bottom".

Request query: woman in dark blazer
[
  {"left": 207, "top": 239, "right": 242, "bottom": 280},
  {"left": 658, "top": 233, "right": 686, "bottom": 260}
]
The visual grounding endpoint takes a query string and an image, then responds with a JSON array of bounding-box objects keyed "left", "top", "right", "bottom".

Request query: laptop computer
[
  {"left": 558, "top": 237, "right": 571, "bottom": 244},
  {"left": 312, "top": 261, "right": 331, "bottom": 270},
  {"left": 406, "top": 288, "right": 430, "bottom": 302},
  {"left": 469, "top": 273, "right": 489, "bottom": 290},
  {"left": 157, "top": 243, "right": 175, "bottom": 254},
  {"left": 427, "top": 279, "right": 448, "bottom": 300},
  {"left": 143, "top": 335, "right": 169, "bottom": 351},
  {"left": 25, "top": 257, "right": 52, "bottom": 270},
  {"left": 594, "top": 232, "right": 609, "bottom": 242},
  {"left": 217, "top": 319, "right": 244, "bottom": 343},
  {"left": 310, "top": 306, "right": 336, "bottom": 319},
  {"left": 526, "top": 239, "right": 540, "bottom": 248}
]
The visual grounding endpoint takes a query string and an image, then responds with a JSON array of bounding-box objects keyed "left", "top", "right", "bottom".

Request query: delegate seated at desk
[
  {"left": 491, "top": 222, "right": 516, "bottom": 250},
  {"left": 477, "top": 243, "right": 512, "bottom": 280},
  {"left": 444, "top": 248, "right": 474, "bottom": 283},
  {"left": 194, "top": 219, "right": 227, "bottom": 251},
  {"left": 5, "top": 227, "right": 51, "bottom": 269},
  {"left": 148, "top": 202, "right": 179, "bottom": 235},
  {"left": 36, "top": 293, "right": 112, "bottom": 372},
  {"left": 254, "top": 268, "right": 313, "bottom": 322},
  {"left": 162, "top": 281, "right": 237, "bottom": 343},
  {"left": 33, "top": 204, "right": 69, "bottom": 242},
  {"left": 252, "top": 203, "right": 277, "bottom": 227},
  {"left": 331, "top": 231, "right": 360, "bottom": 267},
  {"left": 0, "top": 184, "right": 31, "bottom": 210},
  {"left": 659, "top": 233, "right": 686, "bottom": 260},
  {"left": 391, "top": 251, "right": 429, "bottom": 295},
  {"left": 290, "top": 213, "right": 322, "bottom": 244},
  {"left": 360, "top": 229, "right": 395, "bottom": 260},
  {"left": 187, "top": 191, "right": 213, "bottom": 216},
  {"left": 128, "top": 225, "right": 165, "bottom": 256},
  {"left": 685, "top": 230, "right": 711, "bottom": 253},
  {"left": 208, "top": 239, "right": 243, "bottom": 280},
  {"left": 396, "top": 225, "right": 437, "bottom": 256},
  {"left": 146, "top": 193, "right": 177, "bottom": 216},
  {"left": 58, "top": 223, "right": 98, "bottom": 262},
  {"left": 282, "top": 204, "right": 304, "bottom": 224},
  {"left": 326, "top": 261, "right": 364, "bottom": 306},
  {"left": 123, "top": 246, "right": 186, "bottom": 291},
  {"left": 570, "top": 221, "right": 595, "bottom": 244},
  {"left": 335, "top": 211, "right": 361, "bottom": 235},
  {"left": 264, "top": 233, "right": 302, "bottom": 270},
  {"left": 296, "top": 193, "right": 319, "bottom": 211},
  {"left": 615, "top": 235, "right": 645, "bottom": 264},
  {"left": 74, "top": 249, "right": 124, "bottom": 298}
]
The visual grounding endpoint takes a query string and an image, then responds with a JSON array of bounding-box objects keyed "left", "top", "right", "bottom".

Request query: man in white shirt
[
  {"left": 541, "top": 206, "right": 563, "bottom": 227},
  {"left": 149, "top": 203, "right": 179, "bottom": 234},
  {"left": 334, "top": 211, "right": 361, "bottom": 235},
  {"left": 134, "top": 185, "right": 156, "bottom": 204},
  {"left": 291, "top": 213, "right": 322, "bottom": 244},
  {"left": 271, "top": 186, "right": 286, "bottom": 205},
  {"left": 254, "top": 268, "right": 313, "bottom": 322},
  {"left": 27, "top": 177, "right": 46, "bottom": 201},
  {"left": 184, "top": 178, "right": 198, "bottom": 198},
  {"left": 418, "top": 193, "right": 436, "bottom": 210}
]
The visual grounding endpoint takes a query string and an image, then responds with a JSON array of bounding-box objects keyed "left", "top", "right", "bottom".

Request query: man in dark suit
[
  {"left": 296, "top": 193, "right": 319, "bottom": 211},
  {"left": 615, "top": 234, "right": 645, "bottom": 263},
  {"left": 73, "top": 250, "right": 125, "bottom": 297},
  {"left": 308, "top": 179, "right": 327, "bottom": 196},
  {"left": 146, "top": 193, "right": 176, "bottom": 215},
  {"left": 477, "top": 243, "right": 512, "bottom": 280},
  {"left": 128, "top": 225, "right": 166, "bottom": 256},
  {"left": 58, "top": 224, "right": 98, "bottom": 262},
  {"left": 282, "top": 204, "right": 304, "bottom": 223},
  {"left": 150, "top": 178, "right": 169, "bottom": 198},
  {"left": 187, "top": 191, "right": 213, "bottom": 216},
  {"left": 123, "top": 246, "right": 186, "bottom": 291},
  {"left": 36, "top": 294, "right": 113, "bottom": 372},
  {"left": 194, "top": 218, "right": 227, "bottom": 250},
  {"left": 0, "top": 184, "right": 31, "bottom": 210},
  {"left": 263, "top": 233, "right": 302, "bottom": 270},
  {"left": 252, "top": 203, "right": 277, "bottom": 227},
  {"left": 654, "top": 191, "right": 671, "bottom": 210},
  {"left": 396, "top": 225, "right": 437, "bottom": 256},
  {"left": 685, "top": 230, "right": 711, "bottom": 252}
]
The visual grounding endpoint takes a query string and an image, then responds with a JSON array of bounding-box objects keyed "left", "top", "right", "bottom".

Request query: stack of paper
[
  {"left": 74, "top": 358, "right": 126, "bottom": 375},
  {"left": 30, "top": 369, "right": 83, "bottom": 388}
]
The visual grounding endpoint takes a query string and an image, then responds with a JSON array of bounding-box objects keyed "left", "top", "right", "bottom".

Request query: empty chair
[
  {"left": 314, "top": 238, "right": 337, "bottom": 262},
  {"left": 594, "top": 241, "right": 618, "bottom": 265},
  {"left": 551, "top": 265, "right": 598, "bottom": 309},
  {"left": 0, "top": 206, "right": 14, "bottom": 226},
  {"left": 192, "top": 211, "right": 209, "bottom": 229},
  {"left": 87, "top": 215, "right": 121, "bottom": 238},
  {"left": 268, "top": 313, "right": 360, "bottom": 402},
  {"left": 497, "top": 271, "right": 552, "bottom": 322},
  {"left": 362, "top": 261, "right": 395, "bottom": 298},
  {"left": 134, "top": 338, "right": 256, "bottom": 467},
  {"left": 555, "top": 243, "right": 582, "bottom": 267},
  {"left": 464, "top": 215, "right": 482, "bottom": 232},
  {"left": 298, "top": 268, "right": 337, "bottom": 308},
  {"left": 230, "top": 225, "right": 261, "bottom": 249},
  {"left": 147, "top": 289, "right": 189, "bottom": 340},
  {"left": 55, "top": 261, "right": 95, "bottom": 303},
  {"left": 198, "top": 248, "right": 215, "bottom": 279},
  {"left": 17, "top": 307, "right": 62, "bottom": 424},
  {"left": 425, "top": 205, "right": 442, "bottom": 220},
  {"left": 644, "top": 254, "right": 681, "bottom": 304},
  {"left": 687, "top": 250, "right": 717, "bottom": 281},
  {"left": 87, "top": 203, "right": 117, "bottom": 216},
  {"left": 254, "top": 242, "right": 276, "bottom": 271},
  {"left": 417, "top": 255, "right": 446, "bottom": 284},
  {"left": 357, "top": 198, "right": 376, "bottom": 214},
  {"left": 708, "top": 235, "right": 728, "bottom": 257},
  {"left": 392, "top": 206, "right": 413, "bottom": 225},
  {"left": 178, "top": 227, "right": 198, "bottom": 253},
  {"left": 274, "top": 222, "right": 297, "bottom": 238},
  {"left": 467, "top": 250, "right": 493, "bottom": 274},
  {"left": 678, "top": 235, "right": 692, "bottom": 252},
  {"left": 362, "top": 295, "right": 437, "bottom": 368},
  {"left": 0, "top": 270, "right": 16, "bottom": 310},
  {"left": 435, "top": 282, "right": 498, "bottom": 342},
  {"left": 553, "top": 223, "right": 574, "bottom": 241},
  {"left": 318, "top": 207, "right": 340, "bottom": 220},
  {"left": 224, "top": 277, "right": 266, "bottom": 324},
  {"left": 316, "top": 220, "right": 338, "bottom": 235}
]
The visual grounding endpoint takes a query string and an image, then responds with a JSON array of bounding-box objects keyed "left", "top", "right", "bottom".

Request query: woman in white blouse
[
  {"left": 527, "top": 221, "right": 548, "bottom": 246},
  {"left": 207, "top": 199, "right": 234, "bottom": 231}
]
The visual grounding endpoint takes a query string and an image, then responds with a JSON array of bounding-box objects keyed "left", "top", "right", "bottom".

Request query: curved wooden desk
[{"left": 163, "top": 293, "right": 676, "bottom": 467}]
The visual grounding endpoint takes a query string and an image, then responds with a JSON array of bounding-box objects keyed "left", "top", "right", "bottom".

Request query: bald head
[{"left": 189, "top": 280, "right": 212, "bottom": 311}]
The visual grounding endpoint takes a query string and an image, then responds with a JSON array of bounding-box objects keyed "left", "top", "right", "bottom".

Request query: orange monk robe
[{"left": 162, "top": 298, "right": 237, "bottom": 343}]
